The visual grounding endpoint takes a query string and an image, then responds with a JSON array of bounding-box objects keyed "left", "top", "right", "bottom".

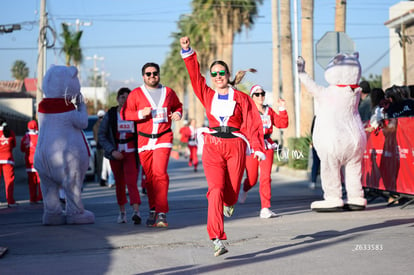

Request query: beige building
[{"left": 384, "top": 1, "right": 414, "bottom": 88}]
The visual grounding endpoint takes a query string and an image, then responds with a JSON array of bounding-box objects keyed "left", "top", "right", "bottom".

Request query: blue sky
[{"left": 0, "top": 0, "right": 403, "bottom": 92}]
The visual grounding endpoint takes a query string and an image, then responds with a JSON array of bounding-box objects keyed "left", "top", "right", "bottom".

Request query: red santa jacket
[
  {"left": 121, "top": 85, "right": 183, "bottom": 152},
  {"left": 183, "top": 51, "right": 265, "bottom": 154},
  {"left": 259, "top": 105, "right": 288, "bottom": 149},
  {"left": 179, "top": 126, "right": 191, "bottom": 143},
  {"left": 0, "top": 129, "right": 16, "bottom": 165},
  {"left": 20, "top": 130, "right": 38, "bottom": 171}
]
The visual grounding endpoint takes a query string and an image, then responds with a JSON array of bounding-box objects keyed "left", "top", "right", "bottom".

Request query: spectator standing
[
  {"left": 239, "top": 85, "right": 288, "bottom": 218},
  {"left": 384, "top": 85, "right": 414, "bottom": 119},
  {"left": 180, "top": 36, "right": 265, "bottom": 256},
  {"left": 20, "top": 120, "right": 43, "bottom": 204},
  {"left": 0, "top": 116, "right": 17, "bottom": 207},
  {"left": 98, "top": 88, "right": 142, "bottom": 224},
  {"left": 366, "top": 88, "right": 385, "bottom": 131},
  {"left": 121, "top": 62, "right": 183, "bottom": 228},
  {"left": 358, "top": 80, "right": 372, "bottom": 124},
  {"left": 309, "top": 116, "right": 320, "bottom": 189},
  {"left": 101, "top": 157, "right": 115, "bottom": 188},
  {"left": 93, "top": 109, "right": 106, "bottom": 186}
]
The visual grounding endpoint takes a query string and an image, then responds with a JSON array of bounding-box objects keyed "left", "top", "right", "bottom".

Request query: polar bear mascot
[
  {"left": 34, "top": 65, "right": 95, "bottom": 225},
  {"left": 297, "top": 53, "right": 367, "bottom": 212}
]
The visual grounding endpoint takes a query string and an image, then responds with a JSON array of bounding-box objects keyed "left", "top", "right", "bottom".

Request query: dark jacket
[{"left": 98, "top": 106, "right": 139, "bottom": 166}]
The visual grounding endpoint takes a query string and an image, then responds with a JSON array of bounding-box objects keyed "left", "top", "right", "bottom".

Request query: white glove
[
  {"left": 254, "top": 151, "right": 266, "bottom": 161},
  {"left": 297, "top": 56, "right": 305, "bottom": 73},
  {"left": 271, "top": 143, "right": 279, "bottom": 150}
]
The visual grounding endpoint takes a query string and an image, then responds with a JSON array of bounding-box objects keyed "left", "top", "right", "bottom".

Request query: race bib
[
  {"left": 152, "top": 107, "right": 168, "bottom": 124},
  {"left": 261, "top": 115, "right": 271, "bottom": 129},
  {"left": 211, "top": 99, "right": 236, "bottom": 117},
  {"left": 118, "top": 120, "right": 134, "bottom": 133}
]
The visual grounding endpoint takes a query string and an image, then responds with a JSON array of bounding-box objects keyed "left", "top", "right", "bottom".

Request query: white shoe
[
  {"left": 117, "top": 212, "right": 127, "bottom": 223},
  {"left": 260, "top": 208, "right": 278, "bottom": 219},
  {"left": 223, "top": 205, "right": 235, "bottom": 218},
  {"left": 310, "top": 199, "right": 344, "bottom": 212},
  {"left": 238, "top": 190, "right": 248, "bottom": 204},
  {"left": 309, "top": 182, "right": 316, "bottom": 190}
]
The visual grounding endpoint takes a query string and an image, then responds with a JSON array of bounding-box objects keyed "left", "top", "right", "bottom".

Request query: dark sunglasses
[
  {"left": 145, "top": 71, "right": 159, "bottom": 77},
  {"left": 210, "top": 70, "right": 226, "bottom": 77},
  {"left": 253, "top": 92, "right": 266, "bottom": 97}
]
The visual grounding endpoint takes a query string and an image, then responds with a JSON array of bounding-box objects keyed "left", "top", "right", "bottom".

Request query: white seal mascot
[
  {"left": 297, "top": 53, "right": 367, "bottom": 211},
  {"left": 34, "top": 65, "right": 95, "bottom": 225}
]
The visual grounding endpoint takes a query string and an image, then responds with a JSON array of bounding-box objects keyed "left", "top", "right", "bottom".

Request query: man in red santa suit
[
  {"left": 0, "top": 117, "right": 17, "bottom": 207},
  {"left": 180, "top": 36, "right": 265, "bottom": 257},
  {"left": 20, "top": 120, "right": 43, "bottom": 204},
  {"left": 121, "top": 62, "right": 183, "bottom": 228}
]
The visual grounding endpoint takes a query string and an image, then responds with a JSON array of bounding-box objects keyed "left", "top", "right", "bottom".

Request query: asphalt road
[{"left": 0, "top": 158, "right": 413, "bottom": 275}]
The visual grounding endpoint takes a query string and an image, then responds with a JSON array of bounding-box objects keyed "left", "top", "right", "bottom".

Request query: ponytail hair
[
  {"left": 209, "top": 60, "right": 256, "bottom": 87},
  {"left": 231, "top": 68, "right": 257, "bottom": 87},
  {"left": 0, "top": 117, "right": 11, "bottom": 138}
]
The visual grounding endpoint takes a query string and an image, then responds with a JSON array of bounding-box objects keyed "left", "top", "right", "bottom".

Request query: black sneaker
[
  {"left": 131, "top": 211, "right": 141, "bottom": 225},
  {"left": 146, "top": 210, "right": 157, "bottom": 227},
  {"left": 155, "top": 212, "right": 168, "bottom": 228}
]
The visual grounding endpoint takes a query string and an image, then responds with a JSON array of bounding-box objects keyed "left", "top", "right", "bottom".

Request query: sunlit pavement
[{"left": 0, "top": 158, "right": 413, "bottom": 275}]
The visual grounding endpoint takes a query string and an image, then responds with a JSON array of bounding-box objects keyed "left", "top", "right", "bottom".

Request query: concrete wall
[{"left": 388, "top": 2, "right": 414, "bottom": 87}]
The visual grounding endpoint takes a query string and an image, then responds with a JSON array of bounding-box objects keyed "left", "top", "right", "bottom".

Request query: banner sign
[{"left": 362, "top": 117, "right": 414, "bottom": 195}]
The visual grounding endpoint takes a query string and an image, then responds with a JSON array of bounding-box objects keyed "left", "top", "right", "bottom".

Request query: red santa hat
[
  {"left": 250, "top": 85, "right": 263, "bottom": 96},
  {"left": 27, "top": 120, "right": 38, "bottom": 131}
]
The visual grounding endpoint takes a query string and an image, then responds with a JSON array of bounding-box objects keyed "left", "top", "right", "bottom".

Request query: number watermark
[{"left": 352, "top": 244, "right": 383, "bottom": 252}]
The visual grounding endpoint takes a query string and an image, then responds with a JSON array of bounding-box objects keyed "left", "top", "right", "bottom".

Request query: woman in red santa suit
[
  {"left": 20, "top": 120, "right": 43, "bottom": 204},
  {"left": 99, "top": 88, "right": 142, "bottom": 224},
  {"left": 180, "top": 36, "right": 265, "bottom": 257},
  {"left": 0, "top": 117, "right": 17, "bottom": 207},
  {"left": 121, "top": 62, "right": 183, "bottom": 228},
  {"left": 239, "top": 85, "right": 288, "bottom": 218}
]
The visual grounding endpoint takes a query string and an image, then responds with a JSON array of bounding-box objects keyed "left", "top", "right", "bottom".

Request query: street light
[{"left": 86, "top": 54, "right": 104, "bottom": 112}]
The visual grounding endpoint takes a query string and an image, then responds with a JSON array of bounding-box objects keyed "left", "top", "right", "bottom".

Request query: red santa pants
[
  {"left": 188, "top": 145, "right": 198, "bottom": 168},
  {"left": 243, "top": 149, "right": 275, "bottom": 209},
  {"left": 110, "top": 152, "right": 141, "bottom": 206},
  {"left": 0, "top": 164, "right": 16, "bottom": 204},
  {"left": 27, "top": 171, "right": 42, "bottom": 202},
  {"left": 202, "top": 135, "right": 246, "bottom": 240},
  {"left": 139, "top": 147, "right": 171, "bottom": 213}
]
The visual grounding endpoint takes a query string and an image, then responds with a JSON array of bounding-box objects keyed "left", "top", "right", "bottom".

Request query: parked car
[{"left": 84, "top": 115, "right": 98, "bottom": 181}]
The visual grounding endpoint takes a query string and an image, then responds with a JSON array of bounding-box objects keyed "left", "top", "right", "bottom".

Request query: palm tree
[
  {"left": 271, "top": 0, "right": 281, "bottom": 142},
  {"left": 300, "top": 0, "right": 315, "bottom": 136},
  {"left": 11, "top": 60, "right": 29, "bottom": 80},
  {"left": 60, "top": 23, "right": 83, "bottom": 66},
  {"left": 192, "top": 0, "right": 262, "bottom": 73},
  {"left": 280, "top": 0, "right": 296, "bottom": 143},
  {"left": 162, "top": 14, "right": 211, "bottom": 128}
]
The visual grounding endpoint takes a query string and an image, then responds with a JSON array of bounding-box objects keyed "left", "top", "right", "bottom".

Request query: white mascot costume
[
  {"left": 297, "top": 53, "right": 367, "bottom": 212},
  {"left": 34, "top": 65, "right": 95, "bottom": 225}
]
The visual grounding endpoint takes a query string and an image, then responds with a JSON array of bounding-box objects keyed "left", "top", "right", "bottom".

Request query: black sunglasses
[
  {"left": 145, "top": 71, "right": 159, "bottom": 77},
  {"left": 253, "top": 92, "right": 266, "bottom": 97},
  {"left": 211, "top": 70, "right": 226, "bottom": 77}
]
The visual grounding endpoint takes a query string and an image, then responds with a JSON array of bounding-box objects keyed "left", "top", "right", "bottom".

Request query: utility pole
[
  {"left": 86, "top": 54, "right": 104, "bottom": 112},
  {"left": 36, "top": 0, "right": 47, "bottom": 114},
  {"left": 335, "top": 0, "right": 346, "bottom": 32},
  {"left": 401, "top": 23, "right": 408, "bottom": 86}
]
